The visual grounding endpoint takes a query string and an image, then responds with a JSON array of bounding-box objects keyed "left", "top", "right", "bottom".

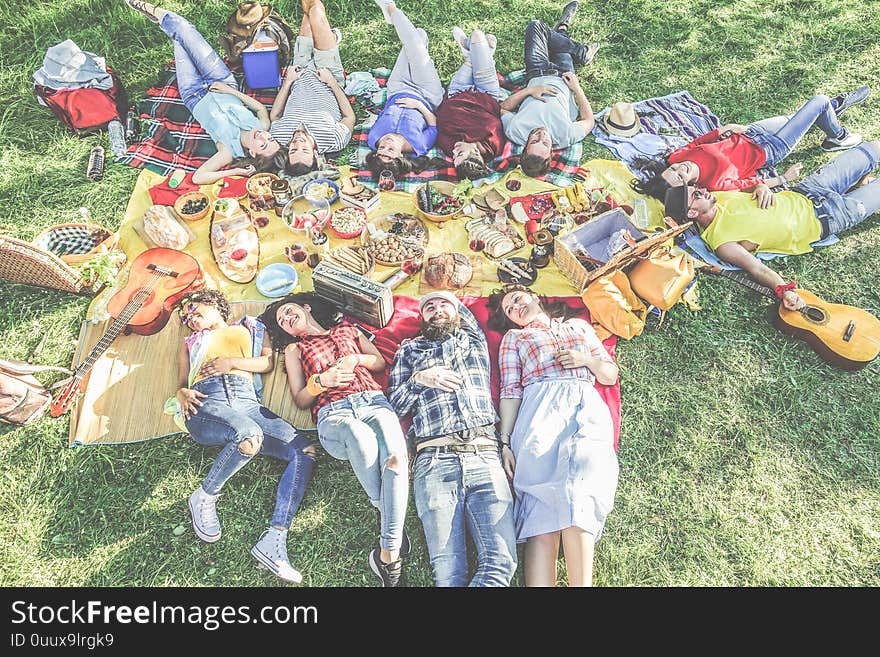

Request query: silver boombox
[{"left": 311, "top": 261, "right": 395, "bottom": 328}]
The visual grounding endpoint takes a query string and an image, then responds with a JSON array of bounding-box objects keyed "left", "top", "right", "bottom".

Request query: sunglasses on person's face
[{"left": 687, "top": 187, "right": 710, "bottom": 207}]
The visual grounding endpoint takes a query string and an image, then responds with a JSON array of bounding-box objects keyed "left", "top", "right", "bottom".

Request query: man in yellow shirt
[{"left": 665, "top": 141, "right": 880, "bottom": 311}]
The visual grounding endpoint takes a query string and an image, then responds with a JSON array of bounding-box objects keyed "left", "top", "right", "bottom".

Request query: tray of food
[
  {"left": 324, "top": 245, "right": 375, "bottom": 277},
  {"left": 361, "top": 213, "right": 429, "bottom": 266},
  {"left": 465, "top": 216, "right": 525, "bottom": 261},
  {"left": 210, "top": 202, "right": 259, "bottom": 284}
]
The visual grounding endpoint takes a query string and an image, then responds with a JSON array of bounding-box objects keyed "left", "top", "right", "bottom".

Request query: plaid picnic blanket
[
  {"left": 117, "top": 62, "right": 278, "bottom": 176},
  {"left": 592, "top": 90, "right": 782, "bottom": 184},
  {"left": 349, "top": 68, "right": 584, "bottom": 191}
]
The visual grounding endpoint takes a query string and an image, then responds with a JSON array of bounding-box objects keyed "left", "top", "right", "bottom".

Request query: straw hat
[
  {"left": 602, "top": 102, "right": 641, "bottom": 137},
  {"left": 227, "top": 2, "right": 271, "bottom": 37}
]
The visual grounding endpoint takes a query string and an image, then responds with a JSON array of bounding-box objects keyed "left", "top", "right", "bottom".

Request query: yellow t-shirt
[
  {"left": 192, "top": 325, "right": 253, "bottom": 385},
  {"left": 701, "top": 190, "right": 822, "bottom": 255}
]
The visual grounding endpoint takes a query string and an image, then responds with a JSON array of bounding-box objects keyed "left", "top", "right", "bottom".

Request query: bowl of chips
[{"left": 302, "top": 178, "right": 340, "bottom": 205}]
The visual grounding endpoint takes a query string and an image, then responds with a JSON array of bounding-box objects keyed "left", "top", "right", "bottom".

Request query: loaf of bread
[
  {"left": 143, "top": 205, "right": 190, "bottom": 250},
  {"left": 424, "top": 253, "right": 474, "bottom": 289}
]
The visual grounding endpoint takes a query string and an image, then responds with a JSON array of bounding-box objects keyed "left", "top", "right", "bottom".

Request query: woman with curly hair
[
  {"left": 125, "top": 1, "right": 287, "bottom": 184},
  {"left": 259, "top": 293, "right": 410, "bottom": 587},
  {"left": 487, "top": 284, "right": 619, "bottom": 587},
  {"left": 632, "top": 89, "right": 868, "bottom": 208},
  {"left": 364, "top": 1, "right": 445, "bottom": 180},
  {"left": 168, "top": 289, "right": 316, "bottom": 584}
]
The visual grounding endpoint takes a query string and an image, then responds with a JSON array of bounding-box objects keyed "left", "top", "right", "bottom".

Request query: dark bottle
[{"left": 86, "top": 145, "right": 105, "bottom": 181}]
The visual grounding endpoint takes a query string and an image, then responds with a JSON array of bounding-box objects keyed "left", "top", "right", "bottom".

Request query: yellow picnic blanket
[{"left": 97, "top": 160, "right": 665, "bottom": 313}]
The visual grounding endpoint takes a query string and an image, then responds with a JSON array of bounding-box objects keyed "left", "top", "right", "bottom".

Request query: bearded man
[{"left": 387, "top": 292, "right": 517, "bottom": 587}]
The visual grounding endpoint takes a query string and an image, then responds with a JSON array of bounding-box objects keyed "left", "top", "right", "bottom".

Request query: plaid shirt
[
  {"left": 499, "top": 317, "right": 612, "bottom": 399},
  {"left": 297, "top": 325, "right": 383, "bottom": 421},
  {"left": 388, "top": 303, "right": 497, "bottom": 443}
]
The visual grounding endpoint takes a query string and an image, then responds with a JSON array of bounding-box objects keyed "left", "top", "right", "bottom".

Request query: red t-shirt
[
  {"left": 668, "top": 129, "right": 768, "bottom": 191},
  {"left": 435, "top": 90, "right": 506, "bottom": 159},
  {"left": 296, "top": 325, "right": 383, "bottom": 421}
]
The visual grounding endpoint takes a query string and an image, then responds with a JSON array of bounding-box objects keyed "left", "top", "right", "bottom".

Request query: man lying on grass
[{"left": 665, "top": 140, "right": 880, "bottom": 311}]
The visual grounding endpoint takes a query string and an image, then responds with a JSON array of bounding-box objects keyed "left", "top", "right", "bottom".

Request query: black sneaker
[
  {"left": 830, "top": 85, "right": 870, "bottom": 118},
  {"left": 554, "top": 1, "right": 580, "bottom": 33},
  {"left": 369, "top": 549, "right": 405, "bottom": 587}
]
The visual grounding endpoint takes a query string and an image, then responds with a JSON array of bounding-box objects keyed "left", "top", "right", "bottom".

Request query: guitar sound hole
[{"left": 803, "top": 306, "right": 826, "bottom": 323}]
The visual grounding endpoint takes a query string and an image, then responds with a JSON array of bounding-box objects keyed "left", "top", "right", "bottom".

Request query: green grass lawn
[{"left": 1, "top": 0, "right": 878, "bottom": 587}]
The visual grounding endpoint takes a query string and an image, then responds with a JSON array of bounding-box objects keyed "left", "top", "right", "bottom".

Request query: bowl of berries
[
  {"left": 174, "top": 191, "right": 211, "bottom": 222},
  {"left": 413, "top": 181, "right": 465, "bottom": 223}
]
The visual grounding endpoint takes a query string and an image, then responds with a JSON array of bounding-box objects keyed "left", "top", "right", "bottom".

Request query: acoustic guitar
[
  {"left": 50, "top": 248, "right": 204, "bottom": 417},
  {"left": 713, "top": 268, "right": 880, "bottom": 370}
]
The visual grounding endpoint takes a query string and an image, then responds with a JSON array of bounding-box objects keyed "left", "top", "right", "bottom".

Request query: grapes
[{"left": 182, "top": 197, "right": 208, "bottom": 214}]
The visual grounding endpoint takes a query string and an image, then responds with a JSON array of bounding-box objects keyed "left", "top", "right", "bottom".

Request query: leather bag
[
  {"left": 628, "top": 246, "right": 695, "bottom": 311},
  {"left": 0, "top": 360, "right": 70, "bottom": 426},
  {"left": 581, "top": 270, "right": 647, "bottom": 340}
]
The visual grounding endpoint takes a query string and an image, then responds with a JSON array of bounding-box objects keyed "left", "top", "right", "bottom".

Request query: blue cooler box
[{"left": 242, "top": 42, "right": 281, "bottom": 89}]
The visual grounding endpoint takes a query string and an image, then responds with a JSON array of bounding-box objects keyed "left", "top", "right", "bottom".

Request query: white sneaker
[
  {"left": 251, "top": 528, "right": 303, "bottom": 584},
  {"left": 374, "top": 0, "right": 395, "bottom": 24},
  {"left": 821, "top": 130, "right": 862, "bottom": 152},
  {"left": 188, "top": 486, "right": 221, "bottom": 543},
  {"left": 331, "top": 27, "right": 343, "bottom": 46},
  {"left": 452, "top": 26, "right": 469, "bottom": 56}
]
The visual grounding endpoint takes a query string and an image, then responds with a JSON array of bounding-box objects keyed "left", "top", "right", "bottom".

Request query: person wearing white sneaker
[
  {"left": 169, "top": 289, "right": 316, "bottom": 584},
  {"left": 633, "top": 90, "right": 870, "bottom": 202},
  {"left": 664, "top": 140, "right": 880, "bottom": 311},
  {"left": 435, "top": 28, "right": 508, "bottom": 180},
  {"left": 365, "top": 1, "right": 446, "bottom": 180},
  {"left": 269, "top": 0, "right": 355, "bottom": 174},
  {"left": 124, "top": 1, "right": 287, "bottom": 185}
]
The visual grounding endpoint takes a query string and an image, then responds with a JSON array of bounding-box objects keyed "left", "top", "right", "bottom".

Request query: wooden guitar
[
  {"left": 713, "top": 268, "right": 880, "bottom": 370},
  {"left": 50, "top": 248, "right": 204, "bottom": 417}
]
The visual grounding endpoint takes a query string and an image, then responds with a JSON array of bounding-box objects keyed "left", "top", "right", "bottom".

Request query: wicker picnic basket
[{"left": 0, "top": 234, "right": 95, "bottom": 295}]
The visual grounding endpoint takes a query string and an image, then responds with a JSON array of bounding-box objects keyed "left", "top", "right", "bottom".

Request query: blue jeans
[
  {"left": 523, "top": 20, "right": 586, "bottom": 80},
  {"left": 413, "top": 446, "right": 517, "bottom": 587},
  {"left": 160, "top": 12, "right": 236, "bottom": 111},
  {"left": 385, "top": 9, "right": 444, "bottom": 110},
  {"left": 792, "top": 141, "right": 880, "bottom": 238},
  {"left": 185, "top": 375, "right": 315, "bottom": 528},
  {"left": 316, "top": 391, "right": 408, "bottom": 551},
  {"left": 448, "top": 35, "right": 503, "bottom": 101},
  {"left": 744, "top": 94, "right": 846, "bottom": 167}
]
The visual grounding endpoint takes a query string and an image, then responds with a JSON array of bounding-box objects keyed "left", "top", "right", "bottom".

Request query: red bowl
[{"left": 329, "top": 206, "right": 368, "bottom": 239}]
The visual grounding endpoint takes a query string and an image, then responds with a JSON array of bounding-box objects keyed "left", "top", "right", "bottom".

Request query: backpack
[
  {"left": 34, "top": 67, "right": 127, "bottom": 136},
  {"left": 220, "top": 9, "right": 295, "bottom": 68},
  {"left": 0, "top": 360, "right": 71, "bottom": 426}
]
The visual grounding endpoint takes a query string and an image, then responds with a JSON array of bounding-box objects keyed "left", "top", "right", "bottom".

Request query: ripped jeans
[
  {"left": 317, "top": 391, "right": 408, "bottom": 551},
  {"left": 185, "top": 374, "right": 315, "bottom": 528}
]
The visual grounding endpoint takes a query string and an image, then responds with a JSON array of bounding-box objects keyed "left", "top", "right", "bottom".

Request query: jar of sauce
[{"left": 271, "top": 179, "right": 292, "bottom": 211}]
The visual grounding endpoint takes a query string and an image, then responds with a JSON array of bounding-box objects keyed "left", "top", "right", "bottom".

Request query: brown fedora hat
[
  {"left": 227, "top": 2, "right": 271, "bottom": 37},
  {"left": 603, "top": 102, "right": 641, "bottom": 137}
]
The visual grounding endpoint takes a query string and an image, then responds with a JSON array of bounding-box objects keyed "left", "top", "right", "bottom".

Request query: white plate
[{"left": 256, "top": 263, "right": 299, "bottom": 298}]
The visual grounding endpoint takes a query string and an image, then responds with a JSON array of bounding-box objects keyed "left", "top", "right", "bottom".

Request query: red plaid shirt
[
  {"left": 499, "top": 317, "right": 612, "bottom": 399},
  {"left": 297, "top": 325, "right": 383, "bottom": 420}
]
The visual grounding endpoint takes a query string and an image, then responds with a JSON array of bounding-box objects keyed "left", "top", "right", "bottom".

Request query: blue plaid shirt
[{"left": 387, "top": 303, "right": 497, "bottom": 444}]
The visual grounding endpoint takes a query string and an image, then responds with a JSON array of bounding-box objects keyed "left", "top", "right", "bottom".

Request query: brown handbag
[
  {"left": 628, "top": 246, "right": 695, "bottom": 311},
  {"left": 0, "top": 360, "right": 70, "bottom": 426}
]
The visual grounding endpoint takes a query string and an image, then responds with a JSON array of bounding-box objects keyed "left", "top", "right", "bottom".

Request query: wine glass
[{"left": 378, "top": 169, "right": 395, "bottom": 192}]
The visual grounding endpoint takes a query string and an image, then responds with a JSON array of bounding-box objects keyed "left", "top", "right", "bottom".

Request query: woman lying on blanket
[
  {"left": 260, "top": 294, "right": 410, "bottom": 588},
  {"left": 632, "top": 88, "right": 869, "bottom": 208},
  {"left": 487, "top": 284, "right": 619, "bottom": 587},
  {"left": 170, "top": 289, "right": 316, "bottom": 584},
  {"left": 435, "top": 27, "right": 507, "bottom": 180},
  {"left": 269, "top": 0, "right": 356, "bottom": 176},
  {"left": 126, "top": 1, "right": 286, "bottom": 185},
  {"left": 364, "top": 1, "right": 446, "bottom": 180}
]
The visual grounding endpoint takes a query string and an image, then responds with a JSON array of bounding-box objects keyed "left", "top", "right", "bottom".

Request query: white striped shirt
[{"left": 270, "top": 69, "right": 351, "bottom": 153}]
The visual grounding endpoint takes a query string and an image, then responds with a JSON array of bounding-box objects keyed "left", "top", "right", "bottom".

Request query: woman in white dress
[{"left": 488, "top": 284, "right": 619, "bottom": 587}]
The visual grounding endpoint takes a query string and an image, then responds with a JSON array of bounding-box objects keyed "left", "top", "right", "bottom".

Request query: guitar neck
[
  {"left": 72, "top": 271, "right": 165, "bottom": 379},
  {"left": 717, "top": 269, "right": 777, "bottom": 301}
]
